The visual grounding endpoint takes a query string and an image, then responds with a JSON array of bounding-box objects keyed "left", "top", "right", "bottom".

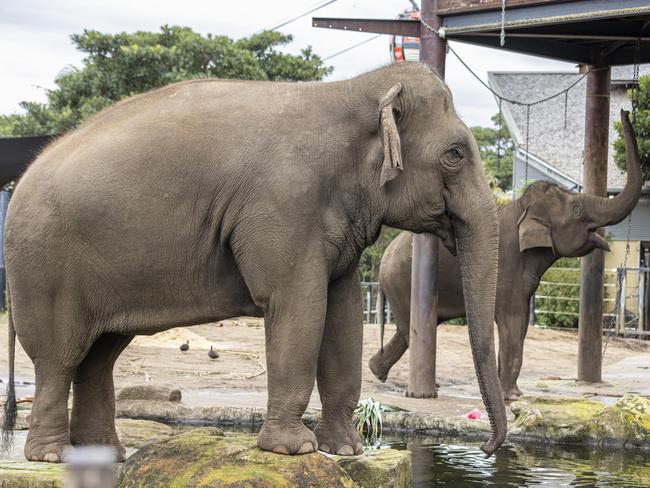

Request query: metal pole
[
  {"left": 407, "top": 0, "right": 444, "bottom": 398},
  {"left": 578, "top": 65, "right": 611, "bottom": 382},
  {"left": 0, "top": 191, "right": 9, "bottom": 311}
]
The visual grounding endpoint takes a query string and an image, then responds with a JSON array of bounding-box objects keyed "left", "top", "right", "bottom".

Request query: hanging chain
[
  {"left": 603, "top": 38, "right": 641, "bottom": 358},
  {"left": 500, "top": 0, "right": 507, "bottom": 47},
  {"left": 524, "top": 105, "right": 530, "bottom": 184},
  {"left": 564, "top": 91, "right": 569, "bottom": 130},
  {"left": 496, "top": 98, "right": 503, "bottom": 174}
]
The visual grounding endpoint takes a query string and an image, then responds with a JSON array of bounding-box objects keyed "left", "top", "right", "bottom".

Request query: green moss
[
  {"left": 0, "top": 461, "right": 66, "bottom": 487},
  {"left": 119, "top": 428, "right": 356, "bottom": 488}
]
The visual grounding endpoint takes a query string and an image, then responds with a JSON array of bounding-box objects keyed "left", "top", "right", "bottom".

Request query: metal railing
[
  {"left": 613, "top": 267, "right": 650, "bottom": 337},
  {"left": 361, "top": 282, "right": 393, "bottom": 324}
]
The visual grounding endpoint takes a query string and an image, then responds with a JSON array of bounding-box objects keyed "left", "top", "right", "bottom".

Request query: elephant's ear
[
  {"left": 379, "top": 83, "right": 403, "bottom": 186},
  {"left": 517, "top": 207, "right": 554, "bottom": 253}
]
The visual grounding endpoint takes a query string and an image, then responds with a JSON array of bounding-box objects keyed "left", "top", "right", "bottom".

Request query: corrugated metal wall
[{"left": 607, "top": 197, "right": 650, "bottom": 241}]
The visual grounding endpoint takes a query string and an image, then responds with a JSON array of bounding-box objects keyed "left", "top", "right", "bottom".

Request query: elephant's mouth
[{"left": 431, "top": 214, "right": 457, "bottom": 256}]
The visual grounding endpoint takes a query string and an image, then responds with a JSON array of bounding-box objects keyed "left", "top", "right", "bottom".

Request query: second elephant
[{"left": 369, "top": 110, "right": 642, "bottom": 401}]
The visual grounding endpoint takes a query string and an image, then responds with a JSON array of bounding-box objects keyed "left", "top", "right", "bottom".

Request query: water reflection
[{"left": 385, "top": 435, "right": 650, "bottom": 487}]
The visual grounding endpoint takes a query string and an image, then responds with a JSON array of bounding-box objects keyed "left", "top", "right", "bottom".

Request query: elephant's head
[
  {"left": 366, "top": 63, "right": 505, "bottom": 456},
  {"left": 517, "top": 111, "right": 642, "bottom": 258}
]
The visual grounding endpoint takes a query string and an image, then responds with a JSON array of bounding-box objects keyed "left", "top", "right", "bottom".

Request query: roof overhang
[{"left": 314, "top": 0, "right": 650, "bottom": 66}]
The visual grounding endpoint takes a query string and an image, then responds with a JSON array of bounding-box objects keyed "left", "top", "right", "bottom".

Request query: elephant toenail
[
  {"left": 43, "top": 453, "right": 61, "bottom": 463},
  {"left": 319, "top": 444, "right": 331, "bottom": 453},
  {"left": 272, "top": 445, "right": 290, "bottom": 455},
  {"left": 337, "top": 445, "right": 354, "bottom": 456},
  {"left": 297, "top": 442, "right": 314, "bottom": 454},
  {"left": 355, "top": 443, "right": 364, "bottom": 454}
]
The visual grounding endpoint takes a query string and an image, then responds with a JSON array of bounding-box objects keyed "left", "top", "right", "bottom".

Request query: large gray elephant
[
  {"left": 369, "top": 110, "right": 642, "bottom": 401},
  {"left": 2, "top": 62, "right": 506, "bottom": 462}
]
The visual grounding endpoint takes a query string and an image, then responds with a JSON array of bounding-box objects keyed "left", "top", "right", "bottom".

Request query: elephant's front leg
[
  {"left": 256, "top": 275, "right": 327, "bottom": 455},
  {"left": 496, "top": 298, "right": 529, "bottom": 401},
  {"left": 315, "top": 271, "right": 364, "bottom": 455}
]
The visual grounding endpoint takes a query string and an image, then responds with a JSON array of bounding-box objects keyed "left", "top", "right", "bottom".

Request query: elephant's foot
[
  {"left": 70, "top": 428, "right": 126, "bottom": 461},
  {"left": 503, "top": 385, "right": 523, "bottom": 402},
  {"left": 25, "top": 433, "right": 71, "bottom": 463},
  {"left": 257, "top": 419, "right": 317, "bottom": 455},
  {"left": 315, "top": 421, "right": 363, "bottom": 456},
  {"left": 368, "top": 354, "right": 389, "bottom": 383}
]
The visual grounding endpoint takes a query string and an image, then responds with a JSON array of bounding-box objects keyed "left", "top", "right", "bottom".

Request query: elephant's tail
[
  {"left": 2, "top": 287, "right": 17, "bottom": 453},
  {"left": 377, "top": 288, "right": 385, "bottom": 353}
]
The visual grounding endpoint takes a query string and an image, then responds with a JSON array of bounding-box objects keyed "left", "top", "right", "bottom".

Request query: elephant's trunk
[
  {"left": 454, "top": 195, "right": 507, "bottom": 457},
  {"left": 582, "top": 110, "right": 642, "bottom": 227}
]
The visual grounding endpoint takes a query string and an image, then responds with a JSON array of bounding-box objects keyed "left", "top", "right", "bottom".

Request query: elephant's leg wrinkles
[
  {"left": 70, "top": 333, "right": 133, "bottom": 461},
  {"left": 25, "top": 363, "right": 74, "bottom": 463},
  {"left": 315, "top": 272, "right": 364, "bottom": 456},
  {"left": 255, "top": 265, "right": 328, "bottom": 455},
  {"left": 497, "top": 300, "right": 529, "bottom": 401}
]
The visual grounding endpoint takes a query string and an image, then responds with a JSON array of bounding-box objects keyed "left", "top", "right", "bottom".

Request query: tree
[
  {"left": 471, "top": 112, "right": 514, "bottom": 191},
  {"left": 0, "top": 26, "right": 331, "bottom": 137},
  {"left": 614, "top": 74, "right": 650, "bottom": 183}
]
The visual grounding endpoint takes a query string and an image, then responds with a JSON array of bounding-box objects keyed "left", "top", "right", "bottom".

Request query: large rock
[
  {"left": 0, "top": 461, "right": 65, "bottom": 487},
  {"left": 118, "top": 428, "right": 355, "bottom": 487},
  {"left": 510, "top": 395, "right": 650, "bottom": 447},
  {"left": 334, "top": 449, "right": 412, "bottom": 488},
  {"left": 592, "top": 394, "right": 650, "bottom": 447},
  {"left": 116, "top": 384, "right": 182, "bottom": 402},
  {"left": 115, "top": 419, "right": 173, "bottom": 448}
]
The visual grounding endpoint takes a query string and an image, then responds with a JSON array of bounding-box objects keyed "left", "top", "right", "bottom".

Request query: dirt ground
[{"left": 1, "top": 315, "right": 649, "bottom": 418}]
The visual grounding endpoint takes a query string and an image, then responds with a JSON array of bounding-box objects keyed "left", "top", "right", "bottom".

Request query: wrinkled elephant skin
[{"left": 3, "top": 62, "right": 505, "bottom": 461}]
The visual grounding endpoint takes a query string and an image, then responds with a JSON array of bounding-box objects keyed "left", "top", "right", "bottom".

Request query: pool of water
[{"left": 385, "top": 435, "right": 650, "bottom": 487}]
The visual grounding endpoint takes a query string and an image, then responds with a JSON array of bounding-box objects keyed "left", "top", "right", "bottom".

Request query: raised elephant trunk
[
  {"left": 454, "top": 194, "right": 507, "bottom": 456},
  {"left": 581, "top": 110, "right": 642, "bottom": 227}
]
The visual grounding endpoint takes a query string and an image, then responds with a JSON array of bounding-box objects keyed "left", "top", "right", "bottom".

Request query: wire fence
[{"left": 365, "top": 267, "right": 650, "bottom": 339}]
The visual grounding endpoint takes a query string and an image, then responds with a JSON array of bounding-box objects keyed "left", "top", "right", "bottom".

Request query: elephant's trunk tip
[{"left": 479, "top": 431, "right": 506, "bottom": 458}]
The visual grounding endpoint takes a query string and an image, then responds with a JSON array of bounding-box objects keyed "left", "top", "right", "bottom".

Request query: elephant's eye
[
  {"left": 571, "top": 203, "right": 583, "bottom": 218},
  {"left": 447, "top": 147, "right": 463, "bottom": 161}
]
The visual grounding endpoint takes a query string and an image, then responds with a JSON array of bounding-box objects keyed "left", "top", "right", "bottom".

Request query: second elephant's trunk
[{"left": 582, "top": 110, "right": 642, "bottom": 226}]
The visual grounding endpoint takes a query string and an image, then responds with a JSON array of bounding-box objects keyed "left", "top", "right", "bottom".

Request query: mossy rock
[
  {"left": 334, "top": 448, "right": 412, "bottom": 488},
  {"left": 592, "top": 394, "right": 650, "bottom": 447},
  {"left": 115, "top": 418, "right": 173, "bottom": 448},
  {"left": 510, "top": 396, "right": 604, "bottom": 443},
  {"left": 118, "top": 428, "right": 355, "bottom": 488},
  {"left": 0, "top": 461, "right": 65, "bottom": 487}
]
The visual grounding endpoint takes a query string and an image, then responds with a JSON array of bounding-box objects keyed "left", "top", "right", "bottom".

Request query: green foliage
[
  {"left": 614, "top": 75, "right": 650, "bottom": 183},
  {"left": 535, "top": 257, "right": 580, "bottom": 328},
  {"left": 0, "top": 26, "right": 331, "bottom": 137},
  {"left": 471, "top": 112, "right": 514, "bottom": 191},
  {"left": 359, "top": 227, "right": 401, "bottom": 282},
  {"left": 354, "top": 398, "right": 405, "bottom": 447}
]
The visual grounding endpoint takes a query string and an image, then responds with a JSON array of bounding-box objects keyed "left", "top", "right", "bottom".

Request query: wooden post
[
  {"left": 578, "top": 65, "right": 611, "bottom": 383},
  {"left": 406, "top": 0, "right": 445, "bottom": 398}
]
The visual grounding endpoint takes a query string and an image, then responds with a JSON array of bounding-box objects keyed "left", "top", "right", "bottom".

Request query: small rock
[
  {"left": 116, "top": 384, "right": 182, "bottom": 403},
  {"left": 118, "top": 428, "right": 355, "bottom": 487},
  {"left": 334, "top": 448, "right": 412, "bottom": 488}
]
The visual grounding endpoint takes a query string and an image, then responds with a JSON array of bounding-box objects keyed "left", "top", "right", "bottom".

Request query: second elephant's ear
[
  {"left": 517, "top": 207, "right": 554, "bottom": 253},
  {"left": 379, "top": 83, "right": 403, "bottom": 186}
]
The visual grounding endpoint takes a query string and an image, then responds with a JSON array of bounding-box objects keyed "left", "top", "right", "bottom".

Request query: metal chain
[
  {"left": 602, "top": 39, "right": 640, "bottom": 358},
  {"left": 497, "top": 98, "right": 503, "bottom": 173},
  {"left": 500, "top": 0, "right": 507, "bottom": 47},
  {"left": 563, "top": 91, "right": 569, "bottom": 130},
  {"left": 525, "top": 105, "right": 530, "bottom": 183}
]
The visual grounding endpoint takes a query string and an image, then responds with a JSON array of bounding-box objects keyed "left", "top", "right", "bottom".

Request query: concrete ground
[{"left": 1, "top": 315, "right": 649, "bottom": 420}]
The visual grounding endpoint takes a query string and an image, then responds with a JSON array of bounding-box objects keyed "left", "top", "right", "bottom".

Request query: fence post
[
  {"left": 529, "top": 293, "right": 536, "bottom": 326},
  {"left": 638, "top": 268, "right": 645, "bottom": 333},
  {"left": 619, "top": 269, "right": 627, "bottom": 335},
  {"left": 366, "top": 287, "right": 372, "bottom": 323}
]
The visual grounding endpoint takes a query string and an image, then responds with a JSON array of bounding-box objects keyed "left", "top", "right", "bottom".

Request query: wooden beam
[
  {"left": 312, "top": 18, "right": 420, "bottom": 37},
  {"left": 578, "top": 65, "right": 611, "bottom": 383},
  {"left": 437, "top": 0, "right": 574, "bottom": 16}
]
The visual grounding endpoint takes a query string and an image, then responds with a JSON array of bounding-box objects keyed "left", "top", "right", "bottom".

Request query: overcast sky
[{"left": 0, "top": 0, "right": 577, "bottom": 127}]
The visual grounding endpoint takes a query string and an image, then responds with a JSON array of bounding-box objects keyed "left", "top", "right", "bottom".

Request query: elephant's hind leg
[
  {"left": 69, "top": 333, "right": 133, "bottom": 461},
  {"left": 314, "top": 271, "right": 364, "bottom": 456},
  {"left": 25, "top": 362, "right": 75, "bottom": 462}
]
